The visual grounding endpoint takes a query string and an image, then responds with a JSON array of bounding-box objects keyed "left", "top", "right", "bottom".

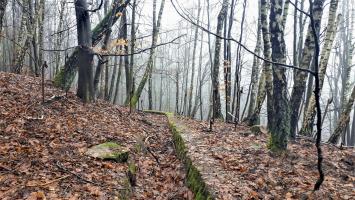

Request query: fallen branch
[
  {"left": 26, "top": 175, "right": 71, "bottom": 187},
  {"left": 144, "top": 136, "right": 160, "bottom": 165}
]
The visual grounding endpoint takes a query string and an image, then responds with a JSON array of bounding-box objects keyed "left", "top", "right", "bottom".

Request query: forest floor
[
  {"left": 0, "top": 72, "right": 192, "bottom": 199},
  {"left": 172, "top": 117, "right": 354, "bottom": 199},
  {"left": 0, "top": 72, "right": 354, "bottom": 200}
]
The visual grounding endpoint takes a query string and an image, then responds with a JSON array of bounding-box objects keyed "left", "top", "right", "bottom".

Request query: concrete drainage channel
[{"left": 145, "top": 111, "right": 214, "bottom": 200}]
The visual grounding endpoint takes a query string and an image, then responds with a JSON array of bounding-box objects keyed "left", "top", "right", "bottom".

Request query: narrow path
[{"left": 168, "top": 115, "right": 354, "bottom": 200}]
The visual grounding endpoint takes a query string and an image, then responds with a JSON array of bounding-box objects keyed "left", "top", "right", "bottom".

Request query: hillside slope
[{"left": 0, "top": 72, "right": 192, "bottom": 199}]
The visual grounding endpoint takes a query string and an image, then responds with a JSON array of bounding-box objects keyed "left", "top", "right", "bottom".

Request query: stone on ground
[{"left": 86, "top": 142, "right": 129, "bottom": 162}]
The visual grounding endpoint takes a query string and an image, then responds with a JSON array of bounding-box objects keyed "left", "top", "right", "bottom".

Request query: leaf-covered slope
[
  {"left": 175, "top": 116, "right": 354, "bottom": 199},
  {"left": 0, "top": 72, "right": 192, "bottom": 199}
]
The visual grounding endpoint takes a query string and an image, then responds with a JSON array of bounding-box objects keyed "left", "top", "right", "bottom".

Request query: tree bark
[
  {"left": 188, "top": 0, "right": 201, "bottom": 117},
  {"left": 247, "top": 0, "right": 273, "bottom": 126},
  {"left": 211, "top": 0, "right": 229, "bottom": 119},
  {"left": 300, "top": 0, "right": 340, "bottom": 136},
  {"left": 268, "top": 0, "right": 289, "bottom": 152},
  {"left": 54, "top": 0, "right": 131, "bottom": 90},
  {"left": 0, "top": 0, "right": 8, "bottom": 44},
  {"left": 246, "top": 0, "right": 262, "bottom": 120},
  {"left": 329, "top": 86, "right": 355, "bottom": 144},
  {"left": 290, "top": 0, "right": 325, "bottom": 137},
  {"left": 12, "top": 1, "right": 30, "bottom": 74},
  {"left": 75, "top": 0, "right": 94, "bottom": 102},
  {"left": 129, "top": 0, "right": 165, "bottom": 108}
]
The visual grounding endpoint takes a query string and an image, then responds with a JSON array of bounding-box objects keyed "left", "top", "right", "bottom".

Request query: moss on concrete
[
  {"left": 166, "top": 113, "right": 213, "bottom": 200},
  {"left": 86, "top": 142, "right": 129, "bottom": 163},
  {"left": 143, "top": 111, "right": 213, "bottom": 199}
]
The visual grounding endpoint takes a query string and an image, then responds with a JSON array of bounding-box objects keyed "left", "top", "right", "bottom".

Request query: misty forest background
[{"left": 0, "top": 0, "right": 354, "bottom": 149}]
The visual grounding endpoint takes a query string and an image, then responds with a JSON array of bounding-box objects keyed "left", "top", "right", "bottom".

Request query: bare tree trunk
[
  {"left": 93, "top": 1, "right": 120, "bottom": 100},
  {"left": 126, "top": 0, "right": 136, "bottom": 106},
  {"left": 300, "top": 0, "right": 340, "bottom": 136},
  {"left": 329, "top": 86, "right": 355, "bottom": 144},
  {"left": 0, "top": 0, "right": 8, "bottom": 44},
  {"left": 13, "top": 1, "right": 30, "bottom": 74},
  {"left": 187, "top": 0, "right": 201, "bottom": 116},
  {"left": 268, "top": 0, "right": 289, "bottom": 152},
  {"left": 54, "top": 0, "right": 131, "bottom": 90},
  {"left": 223, "top": 0, "right": 236, "bottom": 122},
  {"left": 290, "top": 0, "right": 325, "bottom": 137},
  {"left": 246, "top": 0, "right": 262, "bottom": 120},
  {"left": 129, "top": 0, "right": 165, "bottom": 108},
  {"left": 231, "top": 0, "right": 246, "bottom": 123},
  {"left": 212, "top": 0, "right": 229, "bottom": 119},
  {"left": 247, "top": 0, "right": 273, "bottom": 126},
  {"left": 113, "top": 47, "right": 123, "bottom": 104},
  {"left": 191, "top": 13, "right": 205, "bottom": 118},
  {"left": 75, "top": 0, "right": 94, "bottom": 102},
  {"left": 54, "top": 1, "right": 66, "bottom": 75},
  {"left": 37, "top": 0, "right": 45, "bottom": 73}
]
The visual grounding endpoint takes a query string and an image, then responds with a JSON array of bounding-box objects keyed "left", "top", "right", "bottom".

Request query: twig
[
  {"left": 289, "top": 0, "right": 311, "bottom": 17},
  {"left": 170, "top": 0, "right": 316, "bottom": 75},
  {"left": 55, "top": 161, "right": 125, "bottom": 190},
  {"left": 144, "top": 136, "right": 160, "bottom": 165},
  {"left": 56, "top": 161, "right": 97, "bottom": 185},
  {"left": 87, "top": 0, "right": 103, "bottom": 12},
  {"left": 26, "top": 175, "right": 71, "bottom": 187},
  {"left": 25, "top": 115, "right": 44, "bottom": 120},
  {"left": 309, "top": 0, "right": 324, "bottom": 190},
  {"left": 146, "top": 147, "right": 160, "bottom": 165},
  {"left": 100, "top": 34, "right": 186, "bottom": 57}
]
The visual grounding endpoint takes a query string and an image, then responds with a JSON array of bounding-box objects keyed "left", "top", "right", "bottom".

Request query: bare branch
[{"left": 170, "top": 0, "right": 316, "bottom": 76}]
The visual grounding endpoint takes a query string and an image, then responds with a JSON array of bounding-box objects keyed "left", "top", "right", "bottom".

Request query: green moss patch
[
  {"left": 144, "top": 111, "right": 213, "bottom": 199},
  {"left": 166, "top": 114, "right": 213, "bottom": 200},
  {"left": 86, "top": 142, "right": 129, "bottom": 163}
]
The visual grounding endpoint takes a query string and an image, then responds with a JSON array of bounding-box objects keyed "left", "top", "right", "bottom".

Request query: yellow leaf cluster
[{"left": 115, "top": 12, "right": 123, "bottom": 17}]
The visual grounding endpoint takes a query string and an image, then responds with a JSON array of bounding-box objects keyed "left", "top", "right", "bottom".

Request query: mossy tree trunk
[
  {"left": 300, "top": 0, "right": 340, "bottom": 136},
  {"left": 75, "top": 0, "right": 94, "bottom": 103},
  {"left": 268, "top": 0, "right": 289, "bottom": 152},
  {"left": 54, "top": 0, "right": 131, "bottom": 91},
  {"left": 129, "top": 0, "right": 166, "bottom": 108}
]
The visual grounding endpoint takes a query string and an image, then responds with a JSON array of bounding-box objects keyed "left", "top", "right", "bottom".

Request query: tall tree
[
  {"left": 290, "top": 0, "right": 325, "bottom": 137},
  {"left": 0, "top": 0, "right": 8, "bottom": 43},
  {"left": 246, "top": 0, "right": 262, "bottom": 120},
  {"left": 329, "top": 86, "right": 355, "bottom": 144},
  {"left": 268, "top": 0, "right": 289, "bottom": 152},
  {"left": 12, "top": 0, "right": 31, "bottom": 74},
  {"left": 54, "top": 0, "right": 131, "bottom": 91},
  {"left": 300, "top": 0, "right": 340, "bottom": 136},
  {"left": 187, "top": 0, "right": 201, "bottom": 117},
  {"left": 211, "top": 0, "right": 229, "bottom": 119},
  {"left": 247, "top": 0, "right": 279, "bottom": 126},
  {"left": 129, "top": 0, "right": 166, "bottom": 108},
  {"left": 75, "top": 0, "right": 94, "bottom": 102},
  {"left": 224, "top": 0, "right": 236, "bottom": 122}
]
